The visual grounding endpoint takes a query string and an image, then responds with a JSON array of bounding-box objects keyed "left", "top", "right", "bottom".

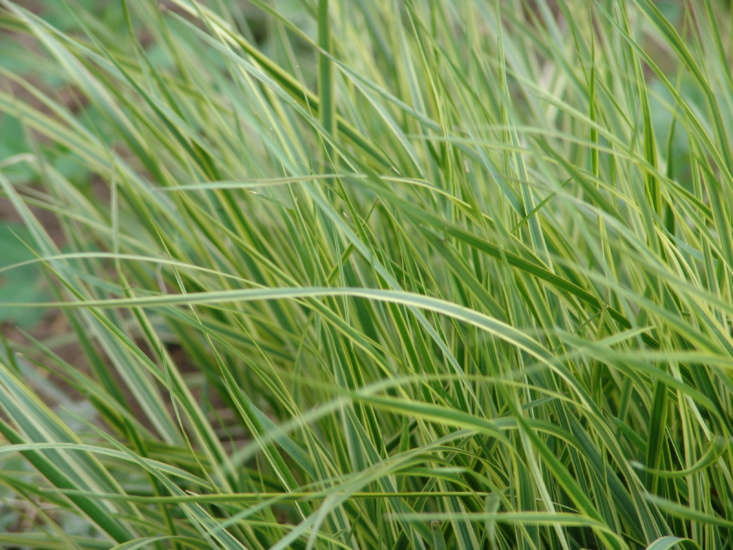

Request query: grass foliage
[{"left": 1, "top": 0, "right": 732, "bottom": 548}]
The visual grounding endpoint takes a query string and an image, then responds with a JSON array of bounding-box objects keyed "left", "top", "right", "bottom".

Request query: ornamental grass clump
[{"left": 0, "top": 1, "right": 731, "bottom": 548}]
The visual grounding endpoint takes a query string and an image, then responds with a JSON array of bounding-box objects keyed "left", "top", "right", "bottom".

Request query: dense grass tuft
[{"left": 1, "top": 1, "right": 732, "bottom": 548}]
